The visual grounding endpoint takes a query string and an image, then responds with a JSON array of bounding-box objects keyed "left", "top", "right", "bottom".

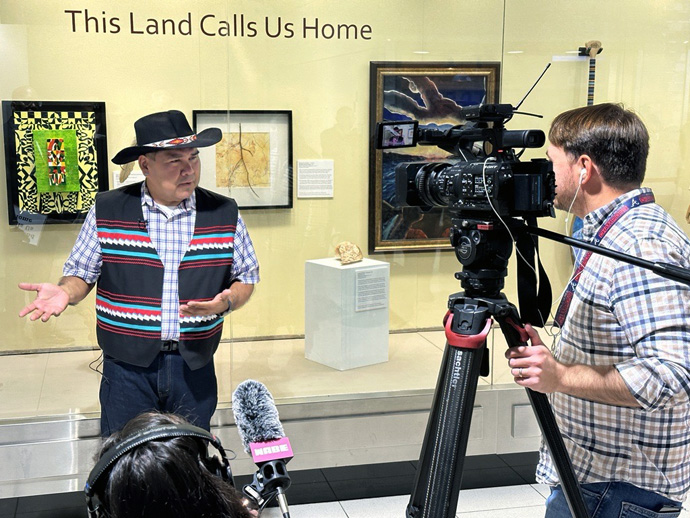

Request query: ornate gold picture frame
[{"left": 368, "top": 62, "right": 500, "bottom": 252}]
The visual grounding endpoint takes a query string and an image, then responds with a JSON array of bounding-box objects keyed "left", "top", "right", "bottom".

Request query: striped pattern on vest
[
  {"left": 94, "top": 183, "right": 238, "bottom": 369},
  {"left": 97, "top": 215, "right": 163, "bottom": 339},
  {"left": 181, "top": 224, "right": 235, "bottom": 270},
  {"left": 179, "top": 222, "right": 236, "bottom": 341}
]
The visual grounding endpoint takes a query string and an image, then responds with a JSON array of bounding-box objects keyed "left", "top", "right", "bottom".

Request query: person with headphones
[
  {"left": 85, "top": 411, "right": 259, "bottom": 518},
  {"left": 505, "top": 103, "right": 690, "bottom": 516}
]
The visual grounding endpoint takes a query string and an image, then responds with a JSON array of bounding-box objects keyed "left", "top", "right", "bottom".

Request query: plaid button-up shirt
[
  {"left": 64, "top": 183, "right": 260, "bottom": 341},
  {"left": 537, "top": 188, "right": 690, "bottom": 501}
]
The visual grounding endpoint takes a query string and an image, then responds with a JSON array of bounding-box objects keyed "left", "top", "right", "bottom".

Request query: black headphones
[{"left": 84, "top": 423, "right": 234, "bottom": 518}]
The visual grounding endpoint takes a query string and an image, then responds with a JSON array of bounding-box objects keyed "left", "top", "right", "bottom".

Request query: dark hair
[
  {"left": 95, "top": 412, "right": 253, "bottom": 518},
  {"left": 548, "top": 103, "right": 649, "bottom": 188}
]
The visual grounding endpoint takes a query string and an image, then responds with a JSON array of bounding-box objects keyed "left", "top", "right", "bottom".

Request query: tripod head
[{"left": 449, "top": 216, "right": 517, "bottom": 299}]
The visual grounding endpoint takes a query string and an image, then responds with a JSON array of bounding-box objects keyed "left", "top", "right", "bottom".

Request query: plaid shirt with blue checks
[
  {"left": 64, "top": 183, "right": 260, "bottom": 341},
  {"left": 537, "top": 188, "right": 690, "bottom": 501}
]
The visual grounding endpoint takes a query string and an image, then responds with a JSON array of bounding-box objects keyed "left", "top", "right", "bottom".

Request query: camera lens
[{"left": 414, "top": 162, "right": 453, "bottom": 207}]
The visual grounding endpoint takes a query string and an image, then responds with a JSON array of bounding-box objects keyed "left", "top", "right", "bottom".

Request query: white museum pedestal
[{"left": 305, "top": 258, "right": 390, "bottom": 370}]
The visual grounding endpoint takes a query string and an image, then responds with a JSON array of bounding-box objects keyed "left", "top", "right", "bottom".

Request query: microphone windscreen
[{"left": 232, "top": 379, "right": 285, "bottom": 452}]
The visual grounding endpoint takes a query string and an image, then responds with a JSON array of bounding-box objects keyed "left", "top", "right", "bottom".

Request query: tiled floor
[
  {"left": 0, "top": 452, "right": 545, "bottom": 517},
  {"left": 2, "top": 481, "right": 688, "bottom": 517},
  {"left": 260, "top": 484, "right": 690, "bottom": 518},
  {"left": 261, "top": 484, "right": 551, "bottom": 518},
  {"left": 263, "top": 484, "right": 690, "bottom": 518}
]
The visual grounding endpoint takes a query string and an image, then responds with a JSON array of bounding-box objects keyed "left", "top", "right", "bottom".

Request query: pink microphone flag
[{"left": 250, "top": 436, "right": 294, "bottom": 463}]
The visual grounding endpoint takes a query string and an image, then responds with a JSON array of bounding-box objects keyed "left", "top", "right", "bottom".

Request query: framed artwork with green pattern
[{"left": 2, "top": 100, "right": 108, "bottom": 225}]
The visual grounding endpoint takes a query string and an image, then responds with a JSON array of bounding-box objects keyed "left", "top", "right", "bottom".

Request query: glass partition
[{"left": 1, "top": 0, "right": 688, "bottom": 423}]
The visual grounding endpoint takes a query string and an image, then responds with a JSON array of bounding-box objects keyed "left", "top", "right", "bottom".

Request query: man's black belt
[{"left": 161, "top": 340, "right": 179, "bottom": 352}]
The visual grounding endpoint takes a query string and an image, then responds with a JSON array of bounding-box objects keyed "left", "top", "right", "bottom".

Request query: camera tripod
[{"left": 405, "top": 217, "right": 590, "bottom": 518}]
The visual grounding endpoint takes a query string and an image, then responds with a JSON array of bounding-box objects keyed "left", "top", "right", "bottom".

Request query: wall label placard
[
  {"left": 355, "top": 268, "right": 388, "bottom": 312},
  {"left": 64, "top": 9, "right": 373, "bottom": 40},
  {"left": 297, "top": 159, "right": 334, "bottom": 198}
]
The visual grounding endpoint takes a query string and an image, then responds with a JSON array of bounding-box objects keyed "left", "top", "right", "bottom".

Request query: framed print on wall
[
  {"left": 368, "top": 61, "right": 500, "bottom": 253},
  {"left": 2, "top": 100, "right": 108, "bottom": 225},
  {"left": 193, "top": 110, "right": 293, "bottom": 209}
]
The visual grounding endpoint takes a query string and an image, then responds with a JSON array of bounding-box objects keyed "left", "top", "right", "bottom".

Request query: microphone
[{"left": 232, "top": 380, "right": 293, "bottom": 518}]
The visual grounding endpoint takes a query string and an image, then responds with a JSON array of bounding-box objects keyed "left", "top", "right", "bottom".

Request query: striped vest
[{"left": 95, "top": 183, "right": 237, "bottom": 369}]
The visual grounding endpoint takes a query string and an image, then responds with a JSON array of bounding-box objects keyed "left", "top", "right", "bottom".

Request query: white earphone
[{"left": 579, "top": 168, "right": 586, "bottom": 184}]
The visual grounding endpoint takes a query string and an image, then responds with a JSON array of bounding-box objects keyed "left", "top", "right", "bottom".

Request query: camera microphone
[{"left": 232, "top": 380, "right": 293, "bottom": 518}]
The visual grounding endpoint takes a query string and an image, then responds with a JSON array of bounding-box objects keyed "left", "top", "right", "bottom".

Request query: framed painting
[
  {"left": 2, "top": 100, "right": 108, "bottom": 225},
  {"left": 193, "top": 110, "right": 293, "bottom": 209},
  {"left": 368, "top": 61, "right": 500, "bottom": 253}
]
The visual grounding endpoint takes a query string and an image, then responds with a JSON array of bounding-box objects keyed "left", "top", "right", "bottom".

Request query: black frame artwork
[
  {"left": 2, "top": 100, "right": 109, "bottom": 225},
  {"left": 193, "top": 110, "right": 293, "bottom": 209}
]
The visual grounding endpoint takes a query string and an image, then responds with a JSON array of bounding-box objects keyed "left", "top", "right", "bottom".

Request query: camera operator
[
  {"left": 88, "top": 411, "right": 258, "bottom": 518},
  {"left": 506, "top": 103, "right": 690, "bottom": 517}
]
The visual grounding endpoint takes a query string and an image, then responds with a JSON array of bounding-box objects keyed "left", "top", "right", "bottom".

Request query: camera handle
[{"left": 405, "top": 293, "right": 590, "bottom": 518}]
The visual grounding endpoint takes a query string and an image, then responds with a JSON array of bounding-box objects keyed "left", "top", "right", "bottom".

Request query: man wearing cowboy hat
[{"left": 19, "top": 110, "right": 260, "bottom": 436}]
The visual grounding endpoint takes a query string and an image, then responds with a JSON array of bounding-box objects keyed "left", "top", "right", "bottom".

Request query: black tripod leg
[
  {"left": 527, "top": 390, "right": 590, "bottom": 518},
  {"left": 499, "top": 317, "right": 590, "bottom": 518},
  {"left": 406, "top": 310, "right": 492, "bottom": 518}
]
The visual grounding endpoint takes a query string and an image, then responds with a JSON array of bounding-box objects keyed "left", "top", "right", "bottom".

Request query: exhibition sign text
[{"left": 64, "top": 9, "right": 373, "bottom": 39}]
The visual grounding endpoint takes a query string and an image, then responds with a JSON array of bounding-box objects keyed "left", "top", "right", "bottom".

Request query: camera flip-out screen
[{"left": 376, "top": 120, "right": 418, "bottom": 149}]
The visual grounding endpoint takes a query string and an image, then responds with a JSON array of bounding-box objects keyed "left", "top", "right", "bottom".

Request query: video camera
[{"left": 376, "top": 103, "right": 556, "bottom": 219}]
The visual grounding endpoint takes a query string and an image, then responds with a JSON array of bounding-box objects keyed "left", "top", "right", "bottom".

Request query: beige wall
[{"left": 1, "top": 0, "right": 689, "bottom": 353}]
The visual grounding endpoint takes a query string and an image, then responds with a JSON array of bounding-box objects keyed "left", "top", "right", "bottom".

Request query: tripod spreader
[{"left": 406, "top": 293, "right": 590, "bottom": 518}]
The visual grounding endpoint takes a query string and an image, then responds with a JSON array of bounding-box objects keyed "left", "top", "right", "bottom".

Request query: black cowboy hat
[{"left": 112, "top": 110, "right": 222, "bottom": 165}]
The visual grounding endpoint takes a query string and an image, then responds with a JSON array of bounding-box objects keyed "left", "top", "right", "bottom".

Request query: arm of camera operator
[
  {"left": 607, "top": 238, "right": 690, "bottom": 411},
  {"left": 505, "top": 324, "right": 641, "bottom": 407}
]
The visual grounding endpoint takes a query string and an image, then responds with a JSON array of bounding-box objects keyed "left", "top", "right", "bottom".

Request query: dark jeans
[
  {"left": 99, "top": 351, "right": 218, "bottom": 437},
  {"left": 546, "top": 482, "right": 682, "bottom": 518}
]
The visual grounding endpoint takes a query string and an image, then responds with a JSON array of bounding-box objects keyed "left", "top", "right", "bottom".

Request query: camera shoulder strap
[{"left": 516, "top": 217, "right": 552, "bottom": 327}]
